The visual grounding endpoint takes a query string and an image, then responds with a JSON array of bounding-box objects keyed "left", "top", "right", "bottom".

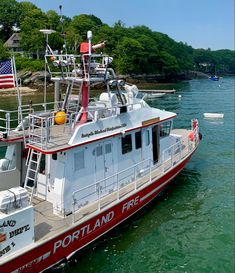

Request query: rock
[
  {"left": 18, "top": 71, "right": 32, "bottom": 80},
  {"left": 19, "top": 70, "right": 51, "bottom": 86}
]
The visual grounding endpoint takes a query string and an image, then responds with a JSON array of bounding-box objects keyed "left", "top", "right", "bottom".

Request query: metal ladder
[{"left": 24, "top": 149, "right": 42, "bottom": 202}]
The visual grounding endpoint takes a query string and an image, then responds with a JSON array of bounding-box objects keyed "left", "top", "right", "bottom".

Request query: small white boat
[
  {"left": 203, "top": 113, "right": 224, "bottom": 119},
  {"left": 145, "top": 92, "right": 166, "bottom": 99}
]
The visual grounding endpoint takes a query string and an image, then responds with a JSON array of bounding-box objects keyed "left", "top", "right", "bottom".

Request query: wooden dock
[{"left": 140, "top": 89, "right": 176, "bottom": 93}]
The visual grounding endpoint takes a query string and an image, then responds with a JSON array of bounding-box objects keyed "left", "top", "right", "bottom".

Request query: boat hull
[{"left": 1, "top": 152, "right": 195, "bottom": 273}]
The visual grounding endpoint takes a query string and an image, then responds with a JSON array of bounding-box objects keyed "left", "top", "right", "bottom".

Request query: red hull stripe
[
  {"left": 0, "top": 153, "right": 193, "bottom": 273},
  {"left": 27, "top": 115, "right": 176, "bottom": 154}
]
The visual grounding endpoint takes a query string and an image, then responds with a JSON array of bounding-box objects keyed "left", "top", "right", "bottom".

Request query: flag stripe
[{"left": 0, "top": 59, "right": 15, "bottom": 89}]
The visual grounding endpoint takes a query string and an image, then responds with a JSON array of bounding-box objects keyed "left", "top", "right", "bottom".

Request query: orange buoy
[
  {"left": 188, "top": 131, "right": 194, "bottom": 141},
  {"left": 55, "top": 111, "right": 66, "bottom": 125}
]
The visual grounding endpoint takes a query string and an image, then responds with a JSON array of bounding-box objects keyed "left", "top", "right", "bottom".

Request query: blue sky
[{"left": 18, "top": 0, "right": 234, "bottom": 50}]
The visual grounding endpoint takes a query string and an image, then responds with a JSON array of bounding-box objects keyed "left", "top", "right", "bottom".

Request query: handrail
[
  {"left": 0, "top": 101, "right": 64, "bottom": 135},
  {"left": 26, "top": 99, "right": 146, "bottom": 149},
  {"left": 71, "top": 129, "right": 198, "bottom": 223},
  {"left": 72, "top": 158, "right": 151, "bottom": 197}
]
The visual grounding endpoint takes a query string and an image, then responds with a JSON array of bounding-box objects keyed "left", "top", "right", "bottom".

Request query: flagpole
[{"left": 12, "top": 55, "right": 26, "bottom": 147}]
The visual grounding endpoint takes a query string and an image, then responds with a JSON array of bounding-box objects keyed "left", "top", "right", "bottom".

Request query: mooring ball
[
  {"left": 55, "top": 111, "right": 66, "bottom": 125},
  {"left": 188, "top": 131, "right": 194, "bottom": 141}
]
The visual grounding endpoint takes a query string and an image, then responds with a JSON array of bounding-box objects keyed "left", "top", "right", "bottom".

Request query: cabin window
[
  {"left": 145, "top": 130, "right": 150, "bottom": 146},
  {"left": 121, "top": 134, "right": 132, "bottom": 154},
  {"left": 160, "top": 121, "right": 171, "bottom": 137},
  {"left": 105, "top": 143, "right": 112, "bottom": 154},
  {"left": 74, "top": 150, "right": 85, "bottom": 171},
  {"left": 52, "top": 153, "right": 57, "bottom": 160},
  {"left": 96, "top": 146, "right": 103, "bottom": 157},
  {"left": 135, "top": 131, "right": 142, "bottom": 149}
]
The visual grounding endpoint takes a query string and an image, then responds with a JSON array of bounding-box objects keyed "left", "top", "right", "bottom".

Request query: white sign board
[{"left": 0, "top": 206, "right": 34, "bottom": 258}]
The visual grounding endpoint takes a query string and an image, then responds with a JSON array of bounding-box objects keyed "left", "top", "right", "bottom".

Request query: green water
[{"left": 0, "top": 78, "right": 234, "bottom": 273}]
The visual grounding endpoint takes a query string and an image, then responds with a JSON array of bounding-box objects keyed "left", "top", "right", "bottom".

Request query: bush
[
  {"left": 15, "top": 56, "right": 44, "bottom": 71},
  {"left": 0, "top": 40, "right": 10, "bottom": 60}
]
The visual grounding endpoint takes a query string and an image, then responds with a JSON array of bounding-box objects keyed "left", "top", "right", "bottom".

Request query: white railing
[
  {"left": 0, "top": 109, "right": 19, "bottom": 137},
  {"left": 162, "top": 135, "right": 193, "bottom": 171},
  {"left": 28, "top": 111, "right": 77, "bottom": 149},
  {"left": 27, "top": 101, "right": 144, "bottom": 150},
  {"left": 71, "top": 130, "right": 198, "bottom": 223},
  {"left": 0, "top": 101, "right": 63, "bottom": 138},
  {"left": 72, "top": 158, "right": 152, "bottom": 223},
  {"left": 46, "top": 53, "right": 116, "bottom": 82}
]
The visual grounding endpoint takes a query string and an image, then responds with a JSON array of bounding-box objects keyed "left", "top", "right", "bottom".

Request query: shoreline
[
  {"left": 0, "top": 81, "right": 177, "bottom": 97},
  {"left": 0, "top": 86, "right": 38, "bottom": 97}
]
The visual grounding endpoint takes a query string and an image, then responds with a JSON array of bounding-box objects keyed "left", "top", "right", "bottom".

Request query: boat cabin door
[
  {"left": 95, "top": 141, "right": 114, "bottom": 195},
  {"left": 152, "top": 125, "right": 160, "bottom": 164}
]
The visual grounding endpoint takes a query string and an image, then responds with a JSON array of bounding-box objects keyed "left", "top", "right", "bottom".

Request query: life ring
[{"left": 188, "top": 131, "right": 194, "bottom": 141}]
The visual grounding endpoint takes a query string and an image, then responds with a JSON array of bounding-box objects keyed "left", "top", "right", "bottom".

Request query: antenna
[
  {"left": 39, "top": 29, "right": 56, "bottom": 54},
  {"left": 39, "top": 29, "right": 55, "bottom": 110},
  {"left": 59, "top": 5, "right": 67, "bottom": 53}
]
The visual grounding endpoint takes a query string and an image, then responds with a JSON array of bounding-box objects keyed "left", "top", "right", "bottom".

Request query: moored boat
[
  {"left": 0, "top": 31, "right": 201, "bottom": 273},
  {"left": 144, "top": 92, "right": 166, "bottom": 99},
  {"left": 209, "top": 75, "right": 219, "bottom": 81},
  {"left": 203, "top": 112, "right": 224, "bottom": 119}
]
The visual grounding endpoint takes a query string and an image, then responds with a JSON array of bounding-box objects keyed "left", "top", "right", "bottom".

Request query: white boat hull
[{"left": 203, "top": 113, "right": 224, "bottom": 119}]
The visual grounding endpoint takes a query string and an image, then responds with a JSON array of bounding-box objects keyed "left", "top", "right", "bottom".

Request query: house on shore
[{"left": 4, "top": 33, "right": 23, "bottom": 54}]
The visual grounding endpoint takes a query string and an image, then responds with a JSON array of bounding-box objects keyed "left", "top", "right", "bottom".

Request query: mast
[{"left": 78, "top": 31, "right": 92, "bottom": 124}]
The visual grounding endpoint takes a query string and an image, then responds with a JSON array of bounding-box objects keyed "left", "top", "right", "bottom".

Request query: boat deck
[
  {"left": 0, "top": 131, "right": 25, "bottom": 142},
  {"left": 31, "top": 124, "right": 72, "bottom": 152},
  {"left": 33, "top": 165, "right": 161, "bottom": 242}
]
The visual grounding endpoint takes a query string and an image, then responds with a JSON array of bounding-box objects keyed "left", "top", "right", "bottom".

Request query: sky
[{"left": 18, "top": 0, "right": 234, "bottom": 50}]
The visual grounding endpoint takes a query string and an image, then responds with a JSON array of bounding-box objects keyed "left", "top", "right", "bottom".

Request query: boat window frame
[
  {"left": 145, "top": 130, "right": 150, "bottom": 146},
  {"left": 160, "top": 120, "right": 172, "bottom": 138},
  {"left": 121, "top": 134, "right": 132, "bottom": 154},
  {"left": 135, "top": 131, "right": 142, "bottom": 150}
]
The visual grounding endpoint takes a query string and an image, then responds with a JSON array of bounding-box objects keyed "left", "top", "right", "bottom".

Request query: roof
[{"left": 4, "top": 33, "right": 21, "bottom": 48}]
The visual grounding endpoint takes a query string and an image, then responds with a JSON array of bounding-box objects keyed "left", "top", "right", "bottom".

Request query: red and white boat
[{"left": 0, "top": 31, "right": 201, "bottom": 273}]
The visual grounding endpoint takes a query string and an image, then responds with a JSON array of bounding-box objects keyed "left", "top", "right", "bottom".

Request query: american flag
[{"left": 0, "top": 59, "right": 15, "bottom": 89}]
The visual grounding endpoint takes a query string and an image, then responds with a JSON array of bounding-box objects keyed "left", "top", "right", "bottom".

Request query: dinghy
[{"left": 203, "top": 113, "right": 224, "bottom": 119}]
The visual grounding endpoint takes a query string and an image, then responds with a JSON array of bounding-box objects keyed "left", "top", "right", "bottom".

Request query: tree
[
  {"left": 0, "top": 0, "right": 21, "bottom": 41},
  {"left": 114, "top": 37, "right": 144, "bottom": 74},
  {"left": 71, "top": 14, "right": 103, "bottom": 39},
  {"left": 18, "top": 1, "right": 39, "bottom": 21},
  {"left": 157, "top": 51, "right": 180, "bottom": 75},
  {"left": 20, "top": 9, "right": 48, "bottom": 58},
  {"left": 0, "top": 40, "right": 10, "bottom": 60}
]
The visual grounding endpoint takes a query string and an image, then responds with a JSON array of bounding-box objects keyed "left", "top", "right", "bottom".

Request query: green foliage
[
  {"left": 0, "top": 0, "right": 21, "bottom": 40},
  {"left": 15, "top": 56, "right": 44, "bottom": 71},
  {"left": 20, "top": 8, "right": 48, "bottom": 58},
  {"left": 71, "top": 14, "right": 103, "bottom": 39},
  {"left": 0, "top": 40, "right": 10, "bottom": 60},
  {"left": 157, "top": 51, "right": 180, "bottom": 74},
  {"left": 114, "top": 37, "right": 144, "bottom": 74}
]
